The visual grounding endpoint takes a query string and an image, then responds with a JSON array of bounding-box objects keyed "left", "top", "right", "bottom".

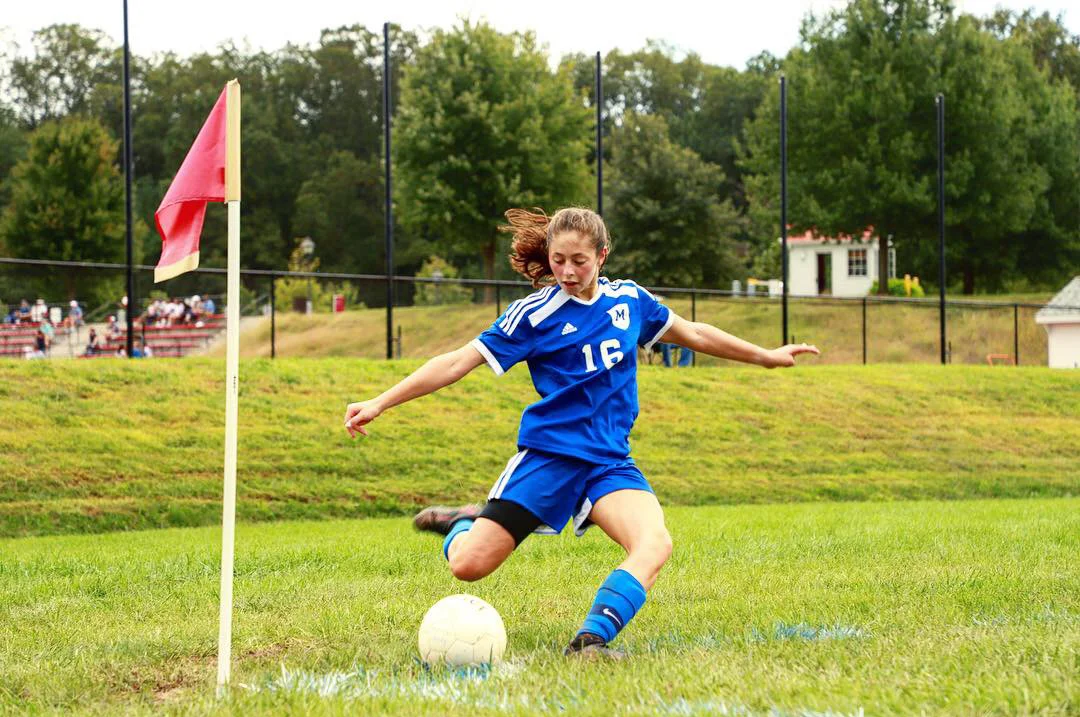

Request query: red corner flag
[{"left": 154, "top": 82, "right": 239, "bottom": 282}]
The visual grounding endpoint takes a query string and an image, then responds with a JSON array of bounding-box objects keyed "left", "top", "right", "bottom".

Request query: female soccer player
[{"left": 344, "top": 207, "right": 819, "bottom": 658}]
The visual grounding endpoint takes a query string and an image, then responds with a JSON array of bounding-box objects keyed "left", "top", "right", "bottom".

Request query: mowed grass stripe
[
  {"left": 1, "top": 359, "right": 1078, "bottom": 537},
  {"left": 0, "top": 498, "right": 1076, "bottom": 714}
]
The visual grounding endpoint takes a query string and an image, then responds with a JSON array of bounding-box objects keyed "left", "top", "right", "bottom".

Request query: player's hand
[
  {"left": 344, "top": 400, "right": 383, "bottom": 438},
  {"left": 763, "top": 342, "right": 820, "bottom": 368}
]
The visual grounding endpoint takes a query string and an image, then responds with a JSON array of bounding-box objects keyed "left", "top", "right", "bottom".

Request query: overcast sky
[{"left": 2, "top": 0, "right": 1074, "bottom": 69}]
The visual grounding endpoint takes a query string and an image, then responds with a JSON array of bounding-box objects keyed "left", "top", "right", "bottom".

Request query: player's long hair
[{"left": 500, "top": 207, "right": 611, "bottom": 288}]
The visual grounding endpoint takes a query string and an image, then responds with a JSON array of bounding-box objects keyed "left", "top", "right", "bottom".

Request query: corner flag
[
  {"left": 153, "top": 81, "right": 241, "bottom": 282},
  {"left": 153, "top": 80, "right": 242, "bottom": 692}
]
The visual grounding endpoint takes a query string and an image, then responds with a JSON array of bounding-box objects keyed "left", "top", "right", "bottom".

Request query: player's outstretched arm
[
  {"left": 344, "top": 343, "right": 487, "bottom": 437},
  {"left": 658, "top": 314, "right": 820, "bottom": 368}
]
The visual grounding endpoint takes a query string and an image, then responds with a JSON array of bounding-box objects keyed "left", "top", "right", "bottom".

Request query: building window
[{"left": 848, "top": 248, "right": 867, "bottom": 277}]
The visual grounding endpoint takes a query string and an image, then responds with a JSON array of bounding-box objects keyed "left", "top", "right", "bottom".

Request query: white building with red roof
[{"left": 786, "top": 229, "right": 895, "bottom": 297}]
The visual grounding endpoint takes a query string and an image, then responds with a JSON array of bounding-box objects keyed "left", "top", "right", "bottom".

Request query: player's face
[{"left": 549, "top": 231, "right": 607, "bottom": 298}]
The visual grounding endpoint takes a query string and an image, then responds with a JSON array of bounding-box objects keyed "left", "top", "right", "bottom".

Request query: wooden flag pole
[{"left": 217, "top": 78, "right": 241, "bottom": 693}]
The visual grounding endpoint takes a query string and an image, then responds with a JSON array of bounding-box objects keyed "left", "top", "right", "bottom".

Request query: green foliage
[
  {"left": 413, "top": 256, "right": 472, "bottom": 305},
  {"left": 293, "top": 150, "right": 385, "bottom": 275},
  {"left": 870, "top": 277, "right": 927, "bottom": 297},
  {"left": 272, "top": 241, "right": 364, "bottom": 313},
  {"left": 983, "top": 9, "right": 1080, "bottom": 93},
  {"left": 598, "top": 43, "right": 771, "bottom": 211},
  {"left": 394, "top": 20, "right": 593, "bottom": 281},
  {"left": 0, "top": 116, "right": 134, "bottom": 303},
  {"left": 6, "top": 24, "right": 119, "bottom": 129},
  {"left": 0, "top": 115, "right": 27, "bottom": 218},
  {"left": 606, "top": 113, "right": 742, "bottom": 286},
  {"left": 0, "top": 14, "right": 1077, "bottom": 302}
]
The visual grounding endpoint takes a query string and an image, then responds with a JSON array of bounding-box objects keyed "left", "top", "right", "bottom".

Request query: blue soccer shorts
[{"left": 483, "top": 448, "right": 654, "bottom": 538}]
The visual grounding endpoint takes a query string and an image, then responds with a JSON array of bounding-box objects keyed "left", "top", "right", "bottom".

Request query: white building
[
  {"left": 1035, "top": 277, "right": 1080, "bottom": 369},
  {"left": 786, "top": 229, "right": 895, "bottom": 297}
]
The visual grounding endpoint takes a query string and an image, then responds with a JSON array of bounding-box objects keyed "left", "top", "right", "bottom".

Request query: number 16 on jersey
[{"left": 582, "top": 339, "right": 624, "bottom": 372}]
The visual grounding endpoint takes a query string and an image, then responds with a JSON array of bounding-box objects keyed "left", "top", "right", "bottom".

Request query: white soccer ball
[{"left": 418, "top": 594, "right": 507, "bottom": 666}]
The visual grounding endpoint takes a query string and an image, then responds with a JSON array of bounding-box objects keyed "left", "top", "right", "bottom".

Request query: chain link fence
[{"left": 1, "top": 257, "right": 1067, "bottom": 366}]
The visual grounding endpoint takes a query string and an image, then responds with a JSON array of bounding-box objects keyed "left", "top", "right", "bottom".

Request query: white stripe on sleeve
[
  {"left": 643, "top": 308, "right": 676, "bottom": 351},
  {"left": 470, "top": 338, "right": 505, "bottom": 376}
]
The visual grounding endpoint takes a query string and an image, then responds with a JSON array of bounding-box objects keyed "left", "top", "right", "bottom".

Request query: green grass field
[
  {"left": 2, "top": 499, "right": 1077, "bottom": 714},
  {"left": 2, "top": 359, "right": 1077, "bottom": 714}
]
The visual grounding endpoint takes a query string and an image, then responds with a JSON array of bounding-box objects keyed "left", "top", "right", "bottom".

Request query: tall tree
[
  {"left": 293, "top": 150, "right": 387, "bottom": 275},
  {"left": 0, "top": 117, "right": 125, "bottom": 300},
  {"left": 982, "top": 10, "right": 1080, "bottom": 93},
  {"left": 742, "top": 0, "right": 1075, "bottom": 294},
  {"left": 0, "top": 108, "right": 27, "bottom": 219},
  {"left": 744, "top": 0, "right": 945, "bottom": 294},
  {"left": 7, "top": 25, "right": 118, "bottom": 129},
  {"left": 606, "top": 113, "right": 742, "bottom": 287},
  {"left": 933, "top": 14, "right": 1061, "bottom": 292},
  {"left": 394, "top": 20, "right": 592, "bottom": 293}
]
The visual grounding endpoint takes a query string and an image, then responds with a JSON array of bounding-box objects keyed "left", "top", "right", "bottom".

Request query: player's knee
[
  {"left": 638, "top": 528, "right": 672, "bottom": 567},
  {"left": 448, "top": 551, "right": 493, "bottom": 582}
]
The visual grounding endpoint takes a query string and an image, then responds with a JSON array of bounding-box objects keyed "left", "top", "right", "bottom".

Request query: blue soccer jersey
[{"left": 470, "top": 278, "right": 674, "bottom": 463}]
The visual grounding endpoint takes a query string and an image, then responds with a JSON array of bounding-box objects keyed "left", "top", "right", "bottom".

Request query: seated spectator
[
  {"left": 131, "top": 340, "right": 145, "bottom": 358},
  {"left": 15, "top": 299, "right": 32, "bottom": 324},
  {"left": 85, "top": 328, "right": 100, "bottom": 355},
  {"left": 106, "top": 315, "right": 122, "bottom": 341},
  {"left": 169, "top": 298, "right": 185, "bottom": 326},
  {"left": 34, "top": 329, "right": 47, "bottom": 358},
  {"left": 190, "top": 295, "right": 203, "bottom": 322},
  {"left": 203, "top": 296, "right": 216, "bottom": 315},
  {"left": 31, "top": 298, "right": 48, "bottom": 324},
  {"left": 65, "top": 300, "right": 84, "bottom": 328},
  {"left": 142, "top": 341, "right": 153, "bottom": 359},
  {"left": 40, "top": 319, "right": 55, "bottom": 349}
]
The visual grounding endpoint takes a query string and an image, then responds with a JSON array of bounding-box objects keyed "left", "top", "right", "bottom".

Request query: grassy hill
[
  {"left": 210, "top": 296, "right": 1054, "bottom": 366},
  {"left": 1, "top": 359, "right": 1076, "bottom": 538}
]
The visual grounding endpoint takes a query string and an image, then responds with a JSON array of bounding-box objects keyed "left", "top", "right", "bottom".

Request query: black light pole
[
  {"left": 122, "top": 0, "right": 135, "bottom": 358},
  {"left": 383, "top": 22, "right": 394, "bottom": 360},
  {"left": 936, "top": 93, "right": 946, "bottom": 365},
  {"left": 595, "top": 51, "right": 603, "bottom": 217},
  {"left": 780, "top": 75, "right": 789, "bottom": 347}
]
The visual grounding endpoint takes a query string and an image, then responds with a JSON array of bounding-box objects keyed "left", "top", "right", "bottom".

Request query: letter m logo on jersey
[{"left": 607, "top": 303, "right": 630, "bottom": 331}]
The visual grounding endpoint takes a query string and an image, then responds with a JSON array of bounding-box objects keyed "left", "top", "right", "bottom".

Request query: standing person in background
[
  {"left": 65, "top": 300, "right": 84, "bottom": 329},
  {"left": 342, "top": 207, "right": 819, "bottom": 659}
]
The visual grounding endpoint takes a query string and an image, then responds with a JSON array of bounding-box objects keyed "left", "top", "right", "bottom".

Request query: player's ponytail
[
  {"left": 502, "top": 209, "right": 552, "bottom": 287},
  {"left": 501, "top": 207, "right": 611, "bottom": 288}
]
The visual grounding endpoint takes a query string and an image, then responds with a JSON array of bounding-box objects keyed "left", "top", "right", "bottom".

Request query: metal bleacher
[{"left": 84, "top": 314, "right": 226, "bottom": 358}]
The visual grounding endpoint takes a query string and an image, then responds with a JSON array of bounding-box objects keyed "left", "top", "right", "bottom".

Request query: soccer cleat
[
  {"left": 563, "top": 632, "right": 627, "bottom": 660},
  {"left": 412, "top": 503, "right": 483, "bottom": 535}
]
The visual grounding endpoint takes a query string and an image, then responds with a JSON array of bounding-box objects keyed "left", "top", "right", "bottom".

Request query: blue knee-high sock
[
  {"left": 577, "top": 569, "right": 647, "bottom": 643},
  {"left": 442, "top": 519, "right": 474, "bottom": 560}
]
